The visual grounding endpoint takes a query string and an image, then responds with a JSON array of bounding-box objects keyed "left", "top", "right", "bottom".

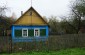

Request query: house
[{"left": 11, "top": 7, "right": 49, "bottom": 42}]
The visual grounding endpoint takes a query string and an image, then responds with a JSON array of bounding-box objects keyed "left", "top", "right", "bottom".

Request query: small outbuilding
[{"left": 11, "top": 7, "right": 49, "bottom": 42}]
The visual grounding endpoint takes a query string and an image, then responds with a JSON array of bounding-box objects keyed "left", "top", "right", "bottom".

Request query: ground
[{"left": 1, "top": 47, "right": 85, "bottom": 55}]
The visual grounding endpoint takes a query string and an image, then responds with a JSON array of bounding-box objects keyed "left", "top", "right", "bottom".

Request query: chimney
[{"left": 21, "top": 11, "right": 23, "bottom": 15}]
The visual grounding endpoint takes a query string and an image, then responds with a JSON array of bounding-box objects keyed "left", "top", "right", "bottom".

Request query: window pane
[{"left": 22, "top": 29, "right": 28, "bottom": 37}]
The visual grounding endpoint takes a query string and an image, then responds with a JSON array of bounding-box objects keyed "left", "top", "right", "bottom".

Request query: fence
[
  {"left": 0, "top": 36, "right": 12, "bottom": 53},
  {"left": 0, "top": 34, "right": 85, "bottom": 53},
  {"left": 48, "top": 34, "right": 85, "bottom": 50}
]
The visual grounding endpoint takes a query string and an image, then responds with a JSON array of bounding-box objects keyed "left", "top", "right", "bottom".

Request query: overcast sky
[{"left": 0, "top": 0, "right": 71, "bottom": 19}]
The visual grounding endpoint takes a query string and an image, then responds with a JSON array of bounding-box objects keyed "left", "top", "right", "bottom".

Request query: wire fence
[{"left": 0, "top": 34, "right": 85, "bottom": 53}]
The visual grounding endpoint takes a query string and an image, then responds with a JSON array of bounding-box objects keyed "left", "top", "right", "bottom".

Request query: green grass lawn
[{"left": 1, "top": 48, "right": 85, "bottom": 55}]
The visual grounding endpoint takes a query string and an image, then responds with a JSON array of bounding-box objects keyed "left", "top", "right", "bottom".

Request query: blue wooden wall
[{"left": 11, "top": 25, "right": 49, "bottom": 42}]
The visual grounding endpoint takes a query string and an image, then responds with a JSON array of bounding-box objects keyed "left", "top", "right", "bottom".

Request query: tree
[
  {"left": 0, "top": 5, "right": 9, "bottom": 17},
  {"left": 0, "top": 5, "right": 15, "bottom": 36},
  {"left": 0, "top": 16, "right": 15, "bottom": 36},
  {"left": 69, "top": 0, "right": 85, "bottom": 33},
  {"left": 48, "top": 16, "right": 61, "bottom": 34},
  {"left": 60, "top": 17, "right": 78, "bottom": 34}
]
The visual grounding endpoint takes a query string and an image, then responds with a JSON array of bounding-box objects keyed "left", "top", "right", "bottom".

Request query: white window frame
[
  {"left": 22, "top": 28, "right": 28, "bottom": 37},
  {"left": 34, "top": 28, "right": 40, "bottom": 37}
]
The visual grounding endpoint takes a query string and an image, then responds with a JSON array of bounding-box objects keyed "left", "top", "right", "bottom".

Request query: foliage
[
  {"left": 57, "top": 0, "right": 85, "bottom": 34},
  {"left": 48, "top": 16, "right": 79, "bottom": 34},
  {"left": 0, "top": 6, "right": 16, "bottom": 36},
  {"left": 0, "top": 5, "right": 9, "bottom": 17},
  {"left": 69, "top": 0, "right": 85, "bottom": 33},
  {"left": 59, "top": 19, "right": 75, "bottom": 34},
  {"left": 0, "top": 16, "right": 16, "bottom": 36},
  {"left": 48, "top": 0, "right": 85, "bottom": 34},
  {"left": 1, "top": 48, "right": 85, "bottom": 55},
  {"left": 72, "top": 0, "right": 85, "bottom": 16},
  {"left": 48, "top": 16, "right": 61, "bottom": 34}
]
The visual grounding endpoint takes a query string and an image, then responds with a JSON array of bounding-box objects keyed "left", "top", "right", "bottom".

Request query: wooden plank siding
[{"left": 14, "top": 7, "right": 48, "bottom": 25}]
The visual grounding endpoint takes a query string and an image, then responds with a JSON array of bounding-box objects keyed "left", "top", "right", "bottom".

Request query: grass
[{"left": 1, "top": 47, "right": 85, "bottom": 55}]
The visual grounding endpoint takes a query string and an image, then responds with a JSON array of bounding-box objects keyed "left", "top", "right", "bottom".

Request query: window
[
  {"left": 22, "top": 28, "right": 28, "bottom": 37},
  {"left": 34, "top": 28, "right": 40, "bottom": 37}
]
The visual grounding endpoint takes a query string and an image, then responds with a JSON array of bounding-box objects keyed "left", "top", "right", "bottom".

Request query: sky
[{"left": 0, "top": 0, "right": 71, "bottom": 20}]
